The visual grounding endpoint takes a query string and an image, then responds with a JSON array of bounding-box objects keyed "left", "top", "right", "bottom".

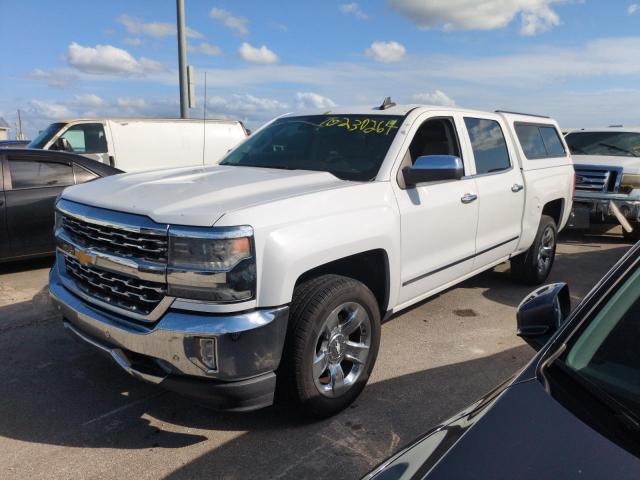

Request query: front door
[
  {"left": 461, "top": 115, "right": 524, "bottom": 269},
  {"left": 5, "top": 155, "right": 74, "bottom": 257},
  {"left": 394, "top": 113, "right": 479, "bottom": 307},
  {"left": 56, "top": 122, "right": 110, "bottom": 164},
  {"left": 0, "top": 157, "right": 9, "bottom": 260}
]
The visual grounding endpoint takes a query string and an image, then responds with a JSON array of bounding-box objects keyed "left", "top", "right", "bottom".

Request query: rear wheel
[
  {"left": 278, "top": 274, "right": 381, "bottom": 417},
  {"left": 511, "top": 215, "right": 557, "bottom": 285}
]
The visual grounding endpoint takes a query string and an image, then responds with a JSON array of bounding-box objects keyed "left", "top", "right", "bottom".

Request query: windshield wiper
[{"left": 597, "top": 142, "right": 639, "bottom": 157}]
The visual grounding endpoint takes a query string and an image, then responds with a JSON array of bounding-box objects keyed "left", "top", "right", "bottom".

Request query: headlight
[
  {"left": 620, "top": 174, "right": 640, "bottom": 194},
  {"left": 167, "top": 226, "right": 256, "bottom": 302}
]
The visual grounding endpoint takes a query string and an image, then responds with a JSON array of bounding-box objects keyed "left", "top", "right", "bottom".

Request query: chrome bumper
[
  {"left": 49, "top": 265, "right": 289, "bottom": 385},
  {"left": 570, "top": 192, "right": 640, "bottom": 229}
]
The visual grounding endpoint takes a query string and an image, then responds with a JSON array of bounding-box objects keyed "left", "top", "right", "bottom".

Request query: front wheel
[
  {"left": 278, "top": 274, "right": 381, "bottom": 418},
  {"left": 511, "top": 215, "right": 557, "bottom": 285}
]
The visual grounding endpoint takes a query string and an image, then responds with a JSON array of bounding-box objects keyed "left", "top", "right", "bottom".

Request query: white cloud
[
  {"left": 365, "top": 41, "right": 406, "bottom": 63},
  {"left": 29, "top": 100, "right": 72, "bottom": 119},
  {"left": 270, "top": 22, "right": 288, "bottom": 32},
  {"left": 123, "top": 37, "right": 142, "bottom": 46},
  {"left": 116, "top": 97, "right": 147, "bottom": 109},
  {"left": 412, "top": 90, "right": 456, "bottom": 106},
  {"left": 629, "top": 4, "right": 639, "bottom": 15},
  {"left": 295, "top": 92, "right": 336, "bottom": 110},
  {"left": 67, "top": 42, "right": 164, "bottom": 76},
  {"left": 73, "top": 94, "right": 105, "bottom": 108},
  {"left": 388, "top": 0, "right": 561, "bottom": 35},
  {"left": 238, "top": 42, "right": 279, "bottom": 64},
  {"left": 117, "top": 15, "right": 203, "bottom": 39},
  {"left": 28, "top": 68, "right": 78, "bottom": 88},
  {"left": 209, "top": 8, "right": 249, "bottom": 35},
  {"left": 207, "top": 94, "right": 287, "bottom": 120},
  {"left": 340, "top": 3, "right": 369, "bottom": 19},
  {"left": 188, "top": 42, "right": 223, "bottom": 56}
]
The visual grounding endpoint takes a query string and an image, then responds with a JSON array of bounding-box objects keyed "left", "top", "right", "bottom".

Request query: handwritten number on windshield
[{"left": 319, "top": 117, "right": 399, "bottom": 136}]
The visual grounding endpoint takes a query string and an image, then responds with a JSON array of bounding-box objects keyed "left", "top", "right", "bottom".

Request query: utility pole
[
  {"left": 16, "top": 109, "right": 25, "bottom": 140},
  {"left": 176, "top": 0, "right": 188, "bottom": 118}
]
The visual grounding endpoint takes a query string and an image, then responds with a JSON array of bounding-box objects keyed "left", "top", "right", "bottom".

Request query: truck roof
[
  {"left": 282, "top": 104, "right": 558, "bottom": 124},
  {"left": 567, "top": 126, "right": 640, "bottom": 134},
  {"left": 56, "top": 117, "right": 243, "bottom": 125}
]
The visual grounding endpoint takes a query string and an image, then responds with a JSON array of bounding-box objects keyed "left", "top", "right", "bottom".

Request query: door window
[
  {"left": 8, "top": 159, "right": 74, "bottom": 189},
  {"left": 60, "top": 123, "right": 108, "bottom": 154},
  {"left": 407, "top": 117, "right": 461, "bottom": 164},
  {"left": 464, "top": 118, "right": 511, "bottom": 174}
]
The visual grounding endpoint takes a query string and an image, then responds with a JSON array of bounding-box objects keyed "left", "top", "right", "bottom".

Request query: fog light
[{"left": 199, "top": 338, "right": 218, "bottom": 371}]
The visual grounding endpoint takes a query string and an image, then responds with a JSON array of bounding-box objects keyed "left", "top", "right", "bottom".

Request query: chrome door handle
[
  {"left": 511, "top": 183, "right": 524, "bottom": 192},
  {"left": 461, "top": 193, "right": 478, "bottom": 204}
]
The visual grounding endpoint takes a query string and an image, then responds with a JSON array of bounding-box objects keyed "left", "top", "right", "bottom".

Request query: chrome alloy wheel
[
  {"left": 537, "top": 225, "right": 556, "bottom": 274},
  {"left": 313, "top": 302, "right": 371, "bottom": 398}
]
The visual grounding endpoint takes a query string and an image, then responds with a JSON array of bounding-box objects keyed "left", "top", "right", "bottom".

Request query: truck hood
[
  {"left": 573, "top": 154, "right": 640, "bottom": 173},
  {"left": 61, "top": 165, "right": 348, "bottom": 226}
]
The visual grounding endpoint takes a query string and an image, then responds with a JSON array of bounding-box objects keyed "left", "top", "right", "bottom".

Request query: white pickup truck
[
  {"left": 565, "top": 127, "right": 640, "bottom": 240},
  {"left": 49, "top": 103, "right": 574, "bottom": 416}
]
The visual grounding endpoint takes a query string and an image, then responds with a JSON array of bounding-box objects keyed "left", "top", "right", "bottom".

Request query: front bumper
[
  {"left": 49, "top": 266, "right": 289, "bottom": 411},
  {"left": 569, "top": 191, "right": 640, "bottom": 229}
]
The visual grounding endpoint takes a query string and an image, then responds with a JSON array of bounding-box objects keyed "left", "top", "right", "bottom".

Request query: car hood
[
  {"left": 61, "top": 165, "right": 348, "bottom": 226},
  {"left": 573, "top": 155, "right": 640, "bottom": 174},
  {"left": 368, "top": 379, "right": 640, "bottom": 480}
]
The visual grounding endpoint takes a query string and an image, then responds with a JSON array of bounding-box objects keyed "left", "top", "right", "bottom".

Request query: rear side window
[
  {"left": 73, "top": 164, "right": 99, "bottom": 184},
  {"left": 464, "top": 117, "right": 511, "bottom": 175},
  {"left": 515, "top": 123, "right": 566, "bottom": 159},
  {"left": 8, "top": 159, "right": 74, "bottom": 189}
]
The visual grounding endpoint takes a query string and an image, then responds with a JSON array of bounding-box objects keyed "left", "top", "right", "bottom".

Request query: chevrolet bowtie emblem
[{"left": 75, "top": 249, "right": 96, "bottom": 266}]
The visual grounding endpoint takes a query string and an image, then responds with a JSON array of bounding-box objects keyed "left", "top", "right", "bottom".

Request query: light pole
[{"left": 176, "top": 0, "right": 188, "bottom": 118}]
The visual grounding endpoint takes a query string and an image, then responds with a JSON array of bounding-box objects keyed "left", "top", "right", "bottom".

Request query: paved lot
[{"left": 0, "top": 228, "right": 632, "bottom": 480}]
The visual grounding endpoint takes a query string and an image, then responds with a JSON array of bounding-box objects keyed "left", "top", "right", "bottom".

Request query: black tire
[
  {"left": 511, "top": 215, "right": 557, "bottom": 285},
  {"left": 277, "top": 274, "right": 381, "bottom": 418},
  {"left": 622, "top": 223, "right": 640, "bottom": 243}
]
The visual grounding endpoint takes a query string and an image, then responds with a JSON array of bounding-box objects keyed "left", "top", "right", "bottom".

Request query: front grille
[
  {"left": 574, "top": 167, "right": 618, "bottom": 193},
  {"left": 65, "top": 256, "right": 166, "bottom": 316},
  {"left": 62, "top": 214, "right": 168, "bottom": 263}
]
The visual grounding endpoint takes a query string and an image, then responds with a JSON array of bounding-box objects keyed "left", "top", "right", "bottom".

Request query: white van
[{"left": 27, "top": 118, "right": 248, "bottom": 172}]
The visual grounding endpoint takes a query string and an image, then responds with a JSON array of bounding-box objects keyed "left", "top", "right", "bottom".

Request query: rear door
[
  {"left": 461, "top": 115, "right": 524, "bottom": 269},
  {"left": 0, "top": 156, "right": 9, "bottom": 259},
  {"left": 5, "top": 154, "right": 74, "bottom": 257}
]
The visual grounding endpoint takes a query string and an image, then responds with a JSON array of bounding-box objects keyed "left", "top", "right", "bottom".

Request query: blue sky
[{"left": 2, "top": 0, "right": 640, "bottom": 137}]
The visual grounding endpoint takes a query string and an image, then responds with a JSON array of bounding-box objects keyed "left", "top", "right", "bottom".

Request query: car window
[
  {"left": 407, "top": 118, "right": 461, "bottom": 165},
  {"left": 464, "top": 117, "right": 511, "bottom": 174},
  {"left": 515, "top": 123, "right": 566, "bottom": 159},
  {"left": 8, "top": 159, "right": 74, "bottom": 189},
  {"left": 565, "top": 131, "right": 640, "bottom": 157},
  {"left": 540, "top": 126, "right": 566, "bottom": 156},
  {"left": 60, "top": 123, "right": 108, "bottom": 154},
  {"left": 73, "top": 164, "right": 99, "bottom": 184}
]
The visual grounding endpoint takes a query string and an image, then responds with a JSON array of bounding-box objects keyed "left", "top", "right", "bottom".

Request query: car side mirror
[
  {"left": 517, "top": 283, "right": 571, "bottom": 351},
  {"left": 52, "top": 137, "right": 71, "bottom": 151},
  {"left": 402, "top": 155, "right": 464, "bottom": 187}
]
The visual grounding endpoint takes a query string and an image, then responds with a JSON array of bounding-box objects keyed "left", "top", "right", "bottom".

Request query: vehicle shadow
[
  {"left": 0, "top": 256, "right": 54, "bottom": 274},
  {"left": 0, "top": 306, "right": 531, "bottom": 480},
  {"left": 455, "top": 231, "right": 631, "bottom": 309}
]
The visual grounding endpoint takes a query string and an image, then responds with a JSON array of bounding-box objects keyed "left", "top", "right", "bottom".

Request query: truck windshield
[
  {"left": 546, "top": 263, "right": 640, "bottom": 456},
  {"left": 565, "top": 131, "right": 640, "bottom": 157},
  {"left": 220, "top": 115, "right": 404, "bottom": 181},
  {"left": 27, "top": 122, "right": 66, "bottom": 149}
]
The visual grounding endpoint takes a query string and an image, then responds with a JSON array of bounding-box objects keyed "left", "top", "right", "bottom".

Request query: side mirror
[
  {"left": 402, "top": 155, "right": 464, "bottom": 187},
  {"left": 517, "top": 283, "right": 571, "bottom": 351},
  {"left": 52, "top": 137, "right": 71, "bottom": 151}
]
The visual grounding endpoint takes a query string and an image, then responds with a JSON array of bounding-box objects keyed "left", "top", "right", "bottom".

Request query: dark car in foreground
[
  {"left": 365, "top": 244, "right": 640, "bottom": 479},
  {"left": 0, "top": 149, "right": 121, "bottom": 263}
]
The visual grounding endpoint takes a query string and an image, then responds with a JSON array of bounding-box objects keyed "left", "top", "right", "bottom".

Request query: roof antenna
[{"left": 377, "top": 97, "right": 396, "bottom": 110}]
